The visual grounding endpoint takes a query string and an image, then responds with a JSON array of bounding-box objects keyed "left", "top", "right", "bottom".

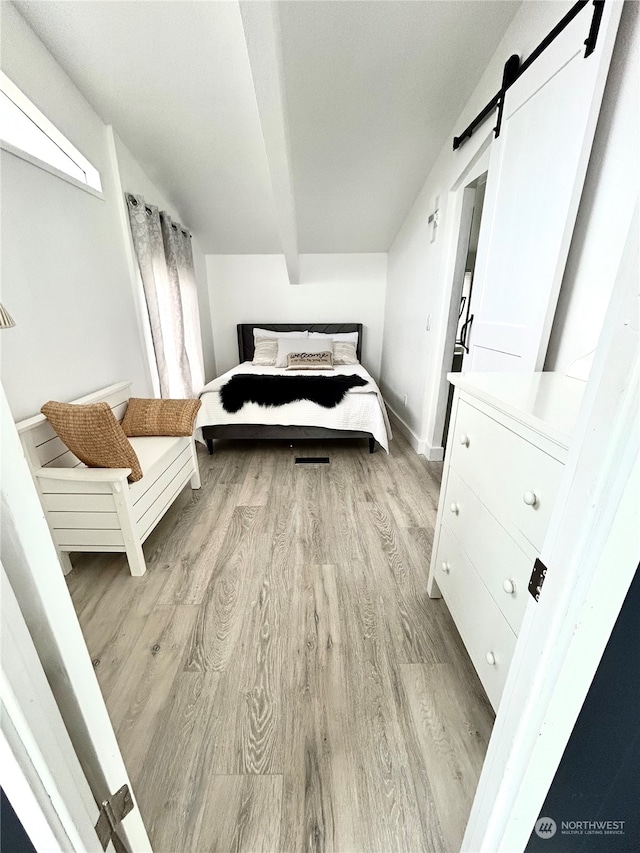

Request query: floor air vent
[{"left": 295, "top": 457, "right": 330, "bottom": 465}]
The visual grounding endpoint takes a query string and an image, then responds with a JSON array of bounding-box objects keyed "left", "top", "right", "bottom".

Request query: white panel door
[
  {"left": 465, "top": 0, "right": 622, "bottom": 372},
  {"left": 2, "top": 562, "right": 116, "bottom": 852},
  {"left": 1, "top": 386, "right": 153, "bottom": 852}
]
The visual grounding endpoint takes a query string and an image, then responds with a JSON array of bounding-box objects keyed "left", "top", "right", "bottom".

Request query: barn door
[{"left": 465, "top": 0, "right": 623, "bottom": 372}]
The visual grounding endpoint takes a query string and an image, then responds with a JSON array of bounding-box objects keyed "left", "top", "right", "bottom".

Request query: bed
[{"left": 196, "top": 323, "right": 391, "bottom": 453}]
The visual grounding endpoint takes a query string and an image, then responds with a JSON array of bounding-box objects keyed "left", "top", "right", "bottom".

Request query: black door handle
[{"left": 460, "top": 313, "right": 474, "bottom": 353}]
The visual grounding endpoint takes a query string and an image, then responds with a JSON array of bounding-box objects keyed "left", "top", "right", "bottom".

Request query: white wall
[
  {"left": 206, "top": 253, "right": 387, "bottom": 378},
  {"left": 0, "top": 3, "right": 217, "bottom": 421},
  {"left": 380, "top": 0, "right": 639, "bottom": 457},
  {"left": 380, "top": 1, "right": 568, "bottom": 455},
  {"left": 0, "top": 2, "right": 150, "bottom": 420},
  {"left": 112, "top": 133, "right": 216, "bottom": 383}
]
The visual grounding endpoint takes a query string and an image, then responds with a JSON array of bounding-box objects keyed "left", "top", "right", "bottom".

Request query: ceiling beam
[{"left": 239, "top": 0, "right": 299, "bottom": 284}]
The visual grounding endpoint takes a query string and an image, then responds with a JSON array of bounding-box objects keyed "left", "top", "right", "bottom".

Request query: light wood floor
[{"left": 67, "top": 434, "right": 494, "bottom": 853}]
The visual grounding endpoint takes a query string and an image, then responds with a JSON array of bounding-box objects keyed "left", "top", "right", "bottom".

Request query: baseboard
[
  {"left": 386, "top": 405, "right": 422, "bottom": 453},
  {"left": 386, "top": 405, "right": 445, "bottom": 462},
  {"left": 426, "top": 445, "right": 445, "bottom": 463}
]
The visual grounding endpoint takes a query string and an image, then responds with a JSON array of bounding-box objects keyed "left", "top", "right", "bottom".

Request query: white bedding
[{"left": 196, "top": 362, "right": 392, "bottom": 452}]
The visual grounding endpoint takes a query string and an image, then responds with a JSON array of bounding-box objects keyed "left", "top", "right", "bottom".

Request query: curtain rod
[{"left": 453, "top": 0, "right": 604, "bottom": 151}]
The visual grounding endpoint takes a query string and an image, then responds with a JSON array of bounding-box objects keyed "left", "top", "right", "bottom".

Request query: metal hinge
[
  {"left": 94, "top": 785, "right": 134, "bottom": 850},
  {"left": 528, "top": 557, "right": 548, "bottom": 602}
]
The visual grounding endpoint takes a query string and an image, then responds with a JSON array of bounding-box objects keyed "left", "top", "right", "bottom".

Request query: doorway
[{"left": 441, "top": 172, "right": 487, "bottom": 448}]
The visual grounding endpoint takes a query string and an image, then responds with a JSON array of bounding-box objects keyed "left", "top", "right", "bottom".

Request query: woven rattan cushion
[
  {"left": 121, "top": 398, "right": 202, "bottom": 437},
  {"left": 41, "top": 401, "right": 143, "bottom": 482}
]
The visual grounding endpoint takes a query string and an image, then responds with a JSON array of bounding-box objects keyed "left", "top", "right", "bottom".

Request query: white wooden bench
[{"left": 16, "top": 382, "right": 201, "bottom": 577}]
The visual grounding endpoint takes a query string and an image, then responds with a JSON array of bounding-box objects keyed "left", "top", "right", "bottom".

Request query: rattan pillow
[
  {"left": 121, "top": 398, "right": 202, "bottom": 437},
  {"left": 40, "top": 401, "right": 143, "bottom": 482}
]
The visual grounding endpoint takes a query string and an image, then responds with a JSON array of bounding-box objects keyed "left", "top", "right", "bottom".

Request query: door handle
[{"left": 460, "top": 314, "right": 474, "bottom": 353}]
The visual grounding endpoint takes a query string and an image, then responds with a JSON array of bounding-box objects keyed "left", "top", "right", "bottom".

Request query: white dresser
[{"left": 428, "top": 373, "right": 585, "bottom": 710}]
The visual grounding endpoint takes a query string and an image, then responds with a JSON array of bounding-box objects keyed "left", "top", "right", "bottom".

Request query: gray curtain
[
  {"left": 126, "top": 193, "right": 203, "bottom": 398},
  {"left": 160, "top": 210, "right": 204, "bottom": 393}
]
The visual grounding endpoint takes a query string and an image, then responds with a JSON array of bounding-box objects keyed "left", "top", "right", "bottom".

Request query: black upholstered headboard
[{"left": 237, "top": 323, "right": 363, "bottom": 362}]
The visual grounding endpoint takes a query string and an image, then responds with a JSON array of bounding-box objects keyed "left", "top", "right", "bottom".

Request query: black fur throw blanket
[{"left": 220, "top": 373, "right": 369, "bottom": 413}]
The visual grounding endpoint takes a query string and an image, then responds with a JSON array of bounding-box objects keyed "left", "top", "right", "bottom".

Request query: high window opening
[{"left": 0, "top": 72, "right": 102, "bottom": 193}]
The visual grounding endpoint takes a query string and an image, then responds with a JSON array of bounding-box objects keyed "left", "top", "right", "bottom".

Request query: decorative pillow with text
[{"left": 286, "top": 351, "right": 334, "bottom": 370}]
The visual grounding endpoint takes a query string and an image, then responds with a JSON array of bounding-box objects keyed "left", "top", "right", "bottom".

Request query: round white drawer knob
[
  {"left": 459, "top": 434, "right": 470, "bottom": 447},
  {"left": 485, "top": 651, "right": 496, "bottom": 666},
  {"left": 503, "top": 578, "right": 516, "bottom": 595},
  {"left": 441, "top": 561, "right": 450, "bottom": 574},
  {"left": 450, "top": 502, "right": 460, "bottom": 515},
  {"left": 523, "top": 490, "right": 538, "bottom": 507}
]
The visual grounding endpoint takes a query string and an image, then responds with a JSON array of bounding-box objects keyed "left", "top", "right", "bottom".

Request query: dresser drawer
[
  {"left": 435, "top": 524, "right": 517, "bottom": 711},
  {"left": 449, "top": 398, "right": 564, "bottom": 551},
  {"left": 441, "top": 468, "right": 532, "bottom": 634}
]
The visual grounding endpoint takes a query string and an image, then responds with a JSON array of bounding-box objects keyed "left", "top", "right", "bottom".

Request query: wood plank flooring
[{"left": 66, "top": 434, "right": 494, "bottom": 853}]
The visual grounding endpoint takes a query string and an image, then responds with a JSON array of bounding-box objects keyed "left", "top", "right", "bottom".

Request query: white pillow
[
  {"left": 308, "top": 330, "right": 359, "bottom": 346},
  {"left": 275, "top": 336, "right": 333, "bottom": 368},
  {"left": 333, "top": 341, "right": 359, "bottom": 365},
  {"left": 252, "top": 337, "right": 278, "bottom": 366},
  {"left": 252, "top": 327, "right": 308, "bottom": 341}
]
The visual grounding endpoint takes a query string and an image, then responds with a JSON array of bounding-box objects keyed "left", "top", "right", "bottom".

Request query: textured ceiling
[{"left": 14, "top": 0, "right": 521, "bottom": 255}]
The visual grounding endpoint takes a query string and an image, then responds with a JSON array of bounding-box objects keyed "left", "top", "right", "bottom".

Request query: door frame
[
  {"left": 463, "top": 203, "right": 639, "bottom": 850},
  {"left": 0, "top": 384, "right": 153, "bottom": 852},
  {"left": 3, "top": 206, "right": 636, "bottom": 852},
  {"left": 426, "top": 134, "right": 492, "bottom": 459},
  {"left": 2, "top": 560, "right": 116, "bottom": 853}
]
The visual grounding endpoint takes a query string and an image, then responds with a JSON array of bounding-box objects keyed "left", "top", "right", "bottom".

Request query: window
[{"left": 0, "top": 71, "right": 102, "bottom": 192}]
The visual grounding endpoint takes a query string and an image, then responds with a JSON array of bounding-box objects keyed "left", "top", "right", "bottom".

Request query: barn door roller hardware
[
  {"left": 94, "top": 784, "right": 134, "bottom": 850},
  {"left": 453, "top": 0, "right": 605, "bottom": 150}
]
